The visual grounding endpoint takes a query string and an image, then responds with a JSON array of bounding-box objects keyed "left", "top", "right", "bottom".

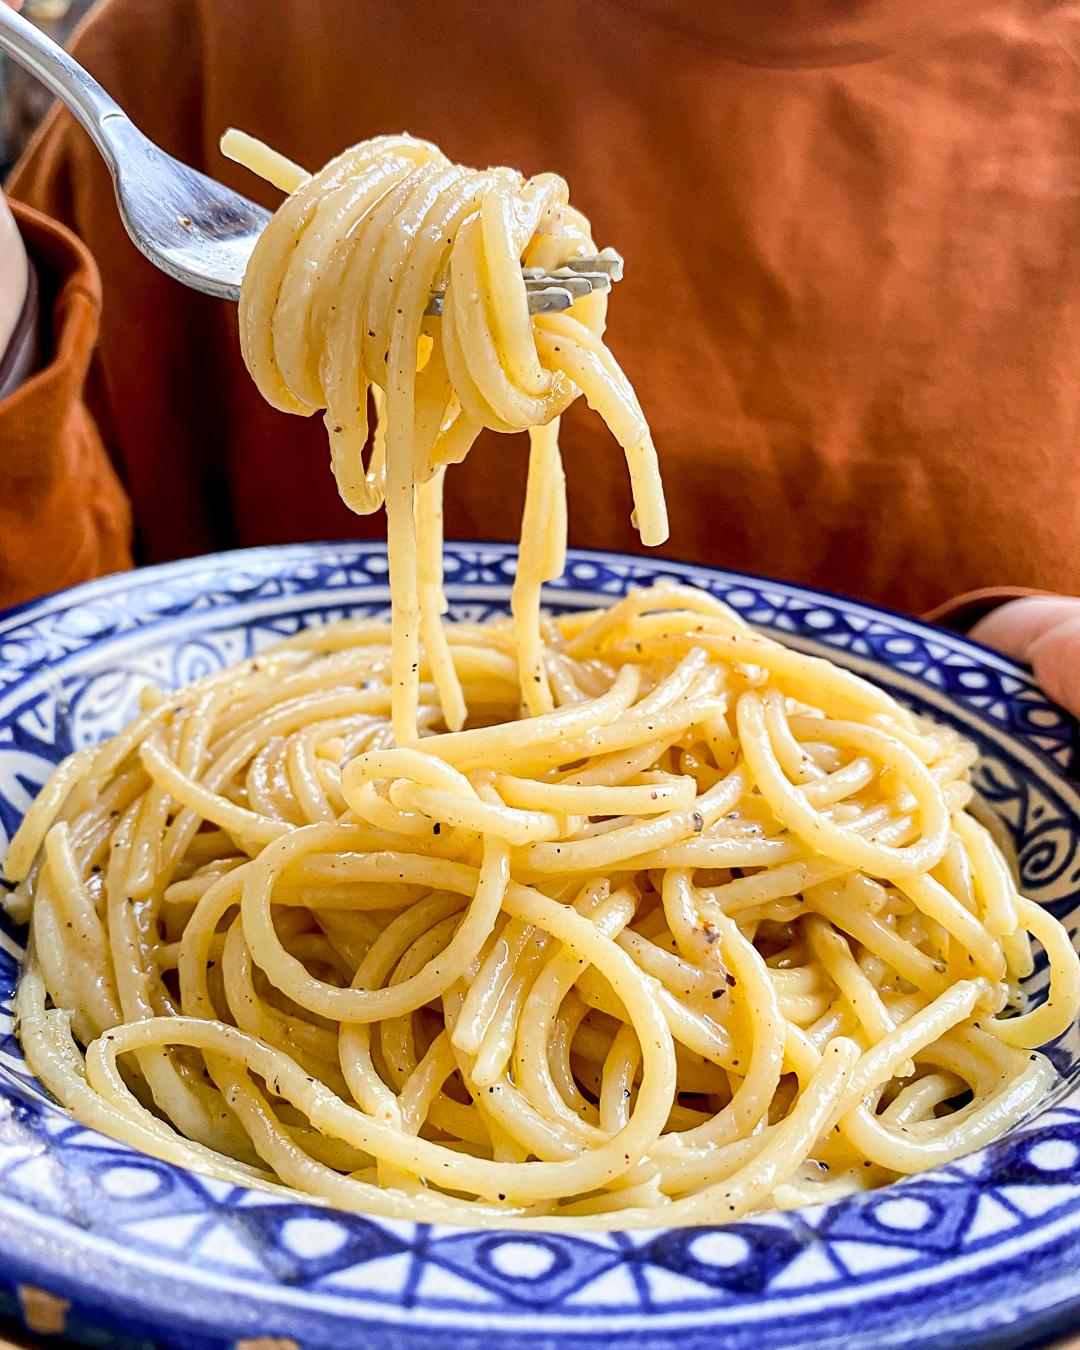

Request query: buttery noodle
[
  {"left": 5, "top": 587, "right": 1077, "bottom": 1227},
  {"left": 3, "top": 134, "right": 1076, "bottom": 1229},
  {"left": 222, "top": 129, "right": 667, "bottom": 744}
]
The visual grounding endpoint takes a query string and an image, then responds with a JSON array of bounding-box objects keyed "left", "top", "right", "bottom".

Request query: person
[{"left": 0, "top": 0, "right": 1077, "bottom": 717}]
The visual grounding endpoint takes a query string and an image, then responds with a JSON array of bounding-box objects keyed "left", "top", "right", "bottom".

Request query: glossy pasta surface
[
  {"left": 6, "top": 132, "right": 1075, "bottom": 1228},
  {"left": 6, "top": 586, "right": 1075, "bottom": 1228},
  {"left": 223, "top": 129, "right": 667, "bottom": 745}
]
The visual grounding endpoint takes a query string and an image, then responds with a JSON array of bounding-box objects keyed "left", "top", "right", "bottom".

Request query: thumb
[
  {"left": 972, "top": 597, "right": 1080, "bottom": 718},
  {"left": 1028, "top": 615, "right": 1080, "bottom": 720}
]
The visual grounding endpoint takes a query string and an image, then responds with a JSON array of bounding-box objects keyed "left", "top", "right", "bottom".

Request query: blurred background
[{"left": 0, "top": 0, "right": 90, "bottom": 175}]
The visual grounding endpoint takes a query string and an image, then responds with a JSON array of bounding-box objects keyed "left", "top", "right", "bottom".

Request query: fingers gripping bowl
[{"left": 0, "top": 544, "right": 1078, "bottom": 1348}]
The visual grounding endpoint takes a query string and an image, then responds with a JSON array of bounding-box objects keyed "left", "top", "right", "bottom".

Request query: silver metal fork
[{"left": 0, "top": 4, "right": 623, "bottom": 311}]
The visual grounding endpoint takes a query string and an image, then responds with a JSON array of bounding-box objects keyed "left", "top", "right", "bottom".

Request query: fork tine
[
  {"left": 522, "top": 285, "right": 577, "bottom": 314},
  {"left": 548, "top": 267, "right": 612, "bottom": 294},
  {"left": 528, "top": 274, "right": 594, "bottom": 301},
  {"left": 427, "top": 284, "right": 578, "bottom": 317},
  {"left": 563, "top": 250, "right": 624, "bottom": 281},
  {"left": 425, "top": 251, "right": 622, "bottom": 317}
]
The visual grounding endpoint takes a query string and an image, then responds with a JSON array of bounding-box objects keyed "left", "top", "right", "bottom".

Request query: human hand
[{"left": 971, "top": 597, "right": 1080, "bottom": 721}]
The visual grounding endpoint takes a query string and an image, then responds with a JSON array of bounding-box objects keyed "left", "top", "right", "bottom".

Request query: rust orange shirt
[
  {"left": 0, "top": 201, "right": 130, "bottom": 605},
  {"left": 3, "top": 0, "right": 1079, "bottom": 613}
]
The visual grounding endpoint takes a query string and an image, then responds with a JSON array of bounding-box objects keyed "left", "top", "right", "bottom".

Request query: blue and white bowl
[{"left": 0, "top": 541, "right": 1077, "bottom": 1350}]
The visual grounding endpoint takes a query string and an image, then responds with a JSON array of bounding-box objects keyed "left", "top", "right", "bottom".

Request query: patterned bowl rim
[{"left": 0, "top": 540, "right": 1077, "bottom": 1350}]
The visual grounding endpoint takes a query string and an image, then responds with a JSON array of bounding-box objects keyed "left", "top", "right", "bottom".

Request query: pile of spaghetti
[
  {"left": 4, "top": 133, "right": 1077, "bottom": 1228},
  {"left": 5, "top": 585, "right": 1077, "bottom": 1226}
]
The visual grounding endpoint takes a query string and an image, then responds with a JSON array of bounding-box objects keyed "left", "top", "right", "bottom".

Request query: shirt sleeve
[
  {"left": 922, "top": 586, "right": 1053, "bottom": 632},
  {"left": 0, "top": 200, "right": 132, "bottom": 610}
]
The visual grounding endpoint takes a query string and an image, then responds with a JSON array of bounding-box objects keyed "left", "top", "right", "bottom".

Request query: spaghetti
[
  {"left": 220, "top": 129, "right": 667, "bottom": 743},
  {"left": 5, "top": 588, "right": 1077, "bottom": 1226},
  {"left": 3, "top": 134, "right": 1077, "bottom": 1228}
]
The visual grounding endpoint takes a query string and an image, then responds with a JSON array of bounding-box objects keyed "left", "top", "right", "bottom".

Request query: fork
[{"left": 0, "top": 4, "right": 623, "bottom": 311}]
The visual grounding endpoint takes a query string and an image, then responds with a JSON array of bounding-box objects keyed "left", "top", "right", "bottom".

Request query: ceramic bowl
[{"left": 0, "top": 542, "right": 1077, "bottom": 1350}]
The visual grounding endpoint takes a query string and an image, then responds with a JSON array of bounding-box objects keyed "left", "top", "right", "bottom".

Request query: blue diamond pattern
[
  {"left": 638, "top": 1223, "right": 807, "bottom": 1294},
  {"left": 426, "top": 1232, "right": 620, "bottom": 1306},
  {"left": 228, "top": 1203, "right": 410, "bottom": 1284}
]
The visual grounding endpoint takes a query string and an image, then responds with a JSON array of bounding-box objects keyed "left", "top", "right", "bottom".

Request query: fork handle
[{"left": 0, "top": 4, "right": 128, "bottom": 166}]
